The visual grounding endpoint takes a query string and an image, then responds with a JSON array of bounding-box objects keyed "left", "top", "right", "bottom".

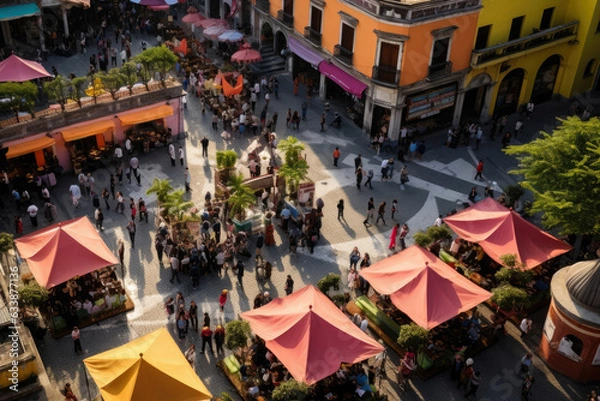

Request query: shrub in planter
[
  {"left": 397, "top": 323, "right": 428, "bottom": 351},
  {"left": 317, "top": 273, "right": 340, "bottom": 294},
  {"left": 18, "top": 282, "right": 48, "bottom": 308},
  {"left": 491, "top": 284, "right": 530, "bottom": 311},
  {"left": 413, "top": 225, "right": 453, "bottom": 248},
  {"left": 504, "top": 184, "right": 524, "bottom": 207},
  {"left": 225, "top": 320, "right": 252, "bottom": 356},
  {"left": 494, "top": 267, "right": 534, "bottom": 288},
  {"left": 271, "top": 379, "right": 310, "bottom": 401}
]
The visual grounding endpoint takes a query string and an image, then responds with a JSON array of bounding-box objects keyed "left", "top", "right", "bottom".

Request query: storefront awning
[
  {"left": 0, "top": 3, "right": 41, "bottom": 22},
  {"left": 61, "top": 120, "right": 115, "bottom": 142},
  {"left": 318, "top": 60, "right": 367, "bottom": 98},
  {"left": 288, "top": 36, "right": 324, "bottom": 67},
  {"left": 118, "top": 105, "right": 174, "bottom": 126},
  {"left": 6, "top": 136, "right": 55, "bottom": 159}
]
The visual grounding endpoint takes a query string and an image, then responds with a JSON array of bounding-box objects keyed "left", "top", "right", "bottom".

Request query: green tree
[
  {"left": 140, "top": 46, "right": 178, "bottom": 87},
  {"left": 70, "top": 77, "right": 88, "bottom": 107},
  {"left": 224, "top": 320, "right": 252, "bottom": 356},
  {"left": 504, "top": 116, "right": 600, "bottom": 235},
  {"left": 272, "top": 380, "right": 310, "bottom": 401},
  {"left": 278, "top": 158, "right": 309, "bottom": 197},
  {"left": 0, "top": 82, "right": 38, "bottom": 121},
  {"left": 18, "top": 282, "right": 48, "bottom": 308},
  {"left": 97, "top": 68, "right": 124, "bottom": 100},
  {"left": 43, "top": 76, "right": 70, "bottom": 111},
  {"left": 120, "top": 62, "right": 139, "bottom": 95},
  {"left": 278, "top": 135, "right": 305, "bottom": 164}
]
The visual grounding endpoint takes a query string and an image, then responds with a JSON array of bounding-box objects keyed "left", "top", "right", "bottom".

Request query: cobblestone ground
[{"left": 8, "top": 22, "right": 598, "bottom": 401}]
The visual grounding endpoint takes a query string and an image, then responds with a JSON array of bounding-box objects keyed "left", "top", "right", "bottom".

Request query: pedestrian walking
[
  {"left": 522, "top": 375, "right": 535, "bottom": 401},
  {"left": 214, "top": 325, "right": 225, "bottom": 354},
  {"left": 464, "top": 371, "right": 481, "bottom": 399},
  {"left": 474, "top": 160, "right": 484, "bottom": 180},
  {"left": 236, "top": 259, "right": 244, "bottom": 286},
  {"left": 184, "top": 168, "right": 192, "bottom": 192},
  {"left": 291, "top": 110, "right": 300, "bottom": 130},
  {"left": 520, "top": 352, "right": 534, "bottom": 377},
  {"left": 354, "top": 154, "right": 362, "bottom": 172},
  {"left": 27, "top": 203, "right": 38, "bottom": 227},
  {"left": 211, "top": 113, "right": 219, "bottom": 131},
  {"left": 188, "top": 301, "right": 198, "bottom": 331},
  {"left": 155, "top": 236, "right": 164, "bottom": 264},
  {"left": 168, "top": 143, "right": 176, "bottom": 166},
  {"left": 115, "top": 192, "right": 125, "bottom": 213},
  {"left": 320, "top": 112, "right": 326, "bottom": 132},
  {"left": 201, "top": 326, "right": 213, "bottom": 352},
  {"left": 219, "top": 289, "right": 228, "bottom": 311},
  {"left": 14, "top": 216, "right": 23, "bottom": 235},
  {"left": 391, "top": 199, "right": 398, "bottom": 220},
  {"left": 333, "top": 147, "right": 340, "bottom": 167},
  {"left": 520, "top": 317, "right": 532, "bottom": 338},
  {"left": 301, "top": 100, "right": 308, "bottom": 120},
  {"left": 389, "top": 223, "right": 399, "bottom": 251},
  {"left": 364, "top": 169, "right": 374, "bottom": 189},
  {"left": 399, "top": 224, "right": 409, "bottom": 250},
  {"left": 201, "top": 136, "right": 209, "bottom": 157},
  {"left": 255, "top": 232, "right": 264, "bottom": 259},
  {"left": 95, "top": 208, "right": 104, "bottom": 231},
  {"left": 356, "top": 166, "right": 363, "bottom": 190},
  {"left": 69, "top": 184, "right": 81, "bottom": 208},
  {"left": 178, "top": 146, "right": 185, "bottom": 166},
  {"left": 475, "top": 126, "right": 483, "bottom": 150},
  {"left": 126, "top": 220, "right": 136, "bottom": 248},
  {"left": 177, "top": 313, "right": 187, "bottom": 340},
  {"left": 514, "top": 119, "right": 523, "bottom": 139},
  {"left": 381, "top": 158, "right": 389, "bottom": 181},
  {"left": 337, "top": 199, "right": 344, "bottom": 220},
  {"left": 400, "top": 165, "right": 409, "bottom": 189},
  {"left": 117, "top": 239, "right": 125, "bottom": 266},
  {"left": 349, "top": 247, "right": 361, "bottom": 269},
  {"left": 285, "top": 274, "right": 294, "bottom": 295},
  {"left": 102, "top": 188, "right": 110, "bottom": 210},
  {"left": 72, "top": 326, "right": 82, "bottom": 354},
  {"left": 376, "top": 202, "right": 387, "bottom": 225},
  {"left": 363, "top": 198, "right": 375, "bottom": 226},
  {"left": 457, "top": 358, "right": 474, "bottom": 390},
  {"left": 169, "top": 254, "right": 181, "bottom": 283},
  {"left": 526, "top": 101, "right": 534, "bottom": 119},
  {"left": 64, "top": 383, "right": 78, "bottom": 401}
]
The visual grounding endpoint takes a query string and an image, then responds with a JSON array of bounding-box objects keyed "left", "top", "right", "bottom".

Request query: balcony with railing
[
  {"left": 255, "top": 0, "right": 270, "bottom": 13},
  {"left": 334, "top": 45, "right": 354, "bottom": 66},
  {"left": 372, "top": 65, "right": 400, "bottom": 86},
  {"left": 428, "top": 61, "right": 452, "bottom": 79},
  {"left": 340, "top": 0, "right": 481, "bottom": 23},
  {"left": 277, "top": 10, "right": 294, "bottom": 28},
  {"left": 304, "top": 27, "right": 322, "bottom": 46},
  {"left": 471, "top": 21, "right": 578, "bottom": 67}
]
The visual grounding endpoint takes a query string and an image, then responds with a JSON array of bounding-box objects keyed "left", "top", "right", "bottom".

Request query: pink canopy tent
[
  {"left": 443, "top": 198, "right": 572, "bottom": 269},
  {"left": 359, "top": 246, "right": 492, "bottom": 330},
  {"left": 15, "top": 217, "right": 119, "bottom": 288},
  {"left": 181, "top": 13, "right": 205, "bottom": 23},
  {"left": 240, "top": 285, "right": 383, "bottom": 385},
  {"left": 203, "top": 25, "right": 228, "bottom": 39},
  {"left": 195, "top": 18, "right": 228, "bottom": 29},
  {"left": 0, "top": 54, "right": 51, "bottom": 82},
  {"left": 231, "top": 48, "right": 261, "bottom": 63}
]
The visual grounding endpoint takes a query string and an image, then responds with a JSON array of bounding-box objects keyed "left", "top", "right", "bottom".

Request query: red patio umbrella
[
  {"left": 443, "top": 197, "right": 572, "bottom": 269},
  {"left": 240, "top": 285, "right": 383, "bottom": 385},
  {"left": 195, "top": 18, "right": 228, "bottom": 29},
  {"left": 0, "top": 54, "right": 51, "bottom": 82},
  {"left": 231, "top": 48, "right": 261, "bottom": 63},
  {"left": 359, "top": 246, "right": 492, "bottom": 330},
  {"left": 203, "top": 25, "right": 228, "bottom": 40},
  {"left": 181, "top": 12, "right": 205, "bottom": 23},
  {"left": 15, "top": 217, "right": 119, "bottom": 288}
]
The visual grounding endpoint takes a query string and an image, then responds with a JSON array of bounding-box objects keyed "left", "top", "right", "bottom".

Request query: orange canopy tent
[
  {"left": 359, "top": 246, "right": 492, "bottom": 330},
  {"left": 443, "top": 198, "right": 572, "bottom": 269},
  {"left": 173, "top": 38, "right": 188, "bottom": 56},
  {"left": 240, "top": 285, "right": 383, "bottom": 385},
  {"left": 221, "top": 74, "right": 243, "bottom": 96},
  {"left": 15, "top": 217, "right": 119, "bottom": 288}
]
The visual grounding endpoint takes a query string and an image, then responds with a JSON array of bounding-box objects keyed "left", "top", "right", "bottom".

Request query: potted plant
[
  {"left": 277, "top": 136, "right": 309, "bottom": 199},
  {"left": 491, "top": 284, "right": 530, "bottom": 311},
  {"left": 146, "top": 178, "right": 174, "bottom": 205},
  {"left": 397, "top": 323, "right": 428, "bottom": 351},
  {"left": 272, "top": 380, "right": 310, "bottom": 401},
  {"left": 413, "top": 225, "right": 453, "bottom": 249},
  {"left": 162, "top": 189, "right": 194, "bottom": 226},
  {"left": 317, "top": 273, "right": 341, "bottom": 294},
  {"left": 216, "top": 150, "right": 238, "bottom": 186},
  {"left": 225, "top": 320, "right": 252, "bottom": 360},
  {"left": 0, "top": 232, "right": 14, "bottom": 270}
]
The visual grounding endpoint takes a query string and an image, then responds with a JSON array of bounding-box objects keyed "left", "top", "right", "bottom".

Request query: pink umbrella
[
  {"left": 196, "top": 18, "right": 228, "bottom": 29},
  {"left": 0, "top": 54, "right": 51, "bottom": 82},
  {"left": 203, "top": 25, "right": 228, "bottom": 39},
  {"left": 231, "top": 48, "right": 262, "bottom": 64},
  {"left": 182, "top": 12, "right": 205, "bottom": 23}
]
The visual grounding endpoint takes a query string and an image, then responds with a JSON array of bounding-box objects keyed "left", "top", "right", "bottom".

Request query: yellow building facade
[
  {"left": 462, "top": 0, "right": 600, "bottom": 122},
  {"left": 251, "top": 0, "right": 482, "bottom": 139}
]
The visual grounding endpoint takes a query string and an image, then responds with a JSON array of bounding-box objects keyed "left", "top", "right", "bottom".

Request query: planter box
[{"left": 233, "top": 211, "right": 264, "bottom": 235}]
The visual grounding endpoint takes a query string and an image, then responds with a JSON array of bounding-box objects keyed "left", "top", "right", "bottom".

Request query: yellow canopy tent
[{"left": 83, "top": 328, "right": 212, "bottom": 401}]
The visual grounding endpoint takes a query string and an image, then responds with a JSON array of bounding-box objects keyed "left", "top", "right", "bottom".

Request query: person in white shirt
[
  {"left": 434, "top": 215, "right": 443, "bottom": 227},
  {"left": 360, "top": 315, "right": 369, "bottom": 332},
  {"left": 114, "top": 145, "right": 123, "bottom": 160},
  {"left": 168, "top": 143, "right": 176, "bottom": 166},
  {"left": 125, "top": 138, "right": 132, "bottom": 154},
  {"left": 27, "top": 204, "right": 38, "bottom": 227},
  {"left": 69, "top": 184, "right": 81, "bottom": 208},
  {"left": 178, "top": 146, "right": 185, "bottom": 166}
]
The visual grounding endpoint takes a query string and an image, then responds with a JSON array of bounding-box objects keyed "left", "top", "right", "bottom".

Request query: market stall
[
  {"left": 118, "top": 104, "right": 175, "bottom": 153},
  {"left": 4, "top": 134, "right": 60, "bottom": 187},
  {"left": 60, "top": 120, "right": 115, "bottom": 173}
]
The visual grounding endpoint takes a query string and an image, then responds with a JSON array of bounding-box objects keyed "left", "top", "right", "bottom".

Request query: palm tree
[
  {"left": 278, "top": 158, "right": 309, "bottom": 198},
  {"left": 216, "top": 150, "right": 238, "bottom": 185},
  {"left": 162, "top": 189, "right": 194, "bottom": 225},
  {"left": 278, "top": 136, "right": 305, "bottom": 164},
  {"left": 146, "top": 178, "right": 173, "bottom": 205},
  {"left": 228, "top": 174, "right": 256, "bottom": 220}
]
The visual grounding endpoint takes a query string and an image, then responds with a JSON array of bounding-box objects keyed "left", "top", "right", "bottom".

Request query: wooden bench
[
  {"left": 355, "top": 295, "right": 401, "bottom": 341},
  {"left": 217, "top": 356, "right": 251, "bottom": 401}
]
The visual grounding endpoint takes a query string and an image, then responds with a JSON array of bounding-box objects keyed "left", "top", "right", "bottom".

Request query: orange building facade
[{"left": 251, "top": 0, "right": 481, "bottom": 139}]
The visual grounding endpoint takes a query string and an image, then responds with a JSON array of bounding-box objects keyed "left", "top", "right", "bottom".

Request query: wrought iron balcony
[
  {"left": 471, "top": 21, "right": 578, "bottom": 67},
  {"left": 428, "top": 61, "right": 452, "bottom": 79},
  {"left": 372, "top": 65, "right": 400, "bottom": 86},
  {"left": 277, "top": 10, "right": 294, "bottom": 28},
  {"left": 334, "top": 44, "right": 354, "bottom": 66},
  {"left": 255, "top": 0, "right": 270, "bottom": 14},
  {"left": 340, "top": 0, "right": 481, "bottom": 23},
  {"left": 304, "top": 27, "right": 322, "bottom": 46}
]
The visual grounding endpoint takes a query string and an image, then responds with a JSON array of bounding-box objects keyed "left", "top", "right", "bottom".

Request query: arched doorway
[
  {"left": 495, "top": 68, "right": 524, "bottom": 117},
  {"left": 274, "top": 31, "right": 287, "bottom": 56},
  {"left": 461, "top": 73, "right": 492, "bottom": 122},
  {"left": 530, "top": 55, "right": 560, "bottom": 104},
  {"left": 260, "top": 22, "right": 273, "bottom": 47}
]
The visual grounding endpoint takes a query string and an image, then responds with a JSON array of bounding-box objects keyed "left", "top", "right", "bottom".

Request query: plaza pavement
[{"left": 7, "top": 26, "right": 599, "bottom": 401}]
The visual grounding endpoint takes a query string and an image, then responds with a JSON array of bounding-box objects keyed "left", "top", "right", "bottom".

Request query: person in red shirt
[
  {"left": 333, "top": 147, "right": 341, "bottom": 167},
  {"left": 474, "top": 160, "right": 484, "bottom": 181},
  {"left": 201, "top": 326, "right": 213, "bottom": 353},
  {"left": 219, "top": 289, "right": 228, "bottom": 311}
]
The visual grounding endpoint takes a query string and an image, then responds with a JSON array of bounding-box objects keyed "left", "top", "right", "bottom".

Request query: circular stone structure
[{"left": 539, "top": 259, "right": 600, "bottom": 383}]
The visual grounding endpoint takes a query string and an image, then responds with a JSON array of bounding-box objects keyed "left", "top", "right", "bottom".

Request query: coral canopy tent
[
  {"left": 14, "top": 217, "right": 119, "bottom": 288},
  {"left": 241, "top": 285, "right": 384, "bottom": 385},
  {"left": 84, "top": 328, "right": 212, "bottom": 401},
  {"left": 359, "top": 246, "right": 492, "bottom": 330},
  {"left": 0, "top": 54, "right": 51, "bottom": 82},
  {"left": 443, "top": 198, "right": 572, "bottom": 269}
]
